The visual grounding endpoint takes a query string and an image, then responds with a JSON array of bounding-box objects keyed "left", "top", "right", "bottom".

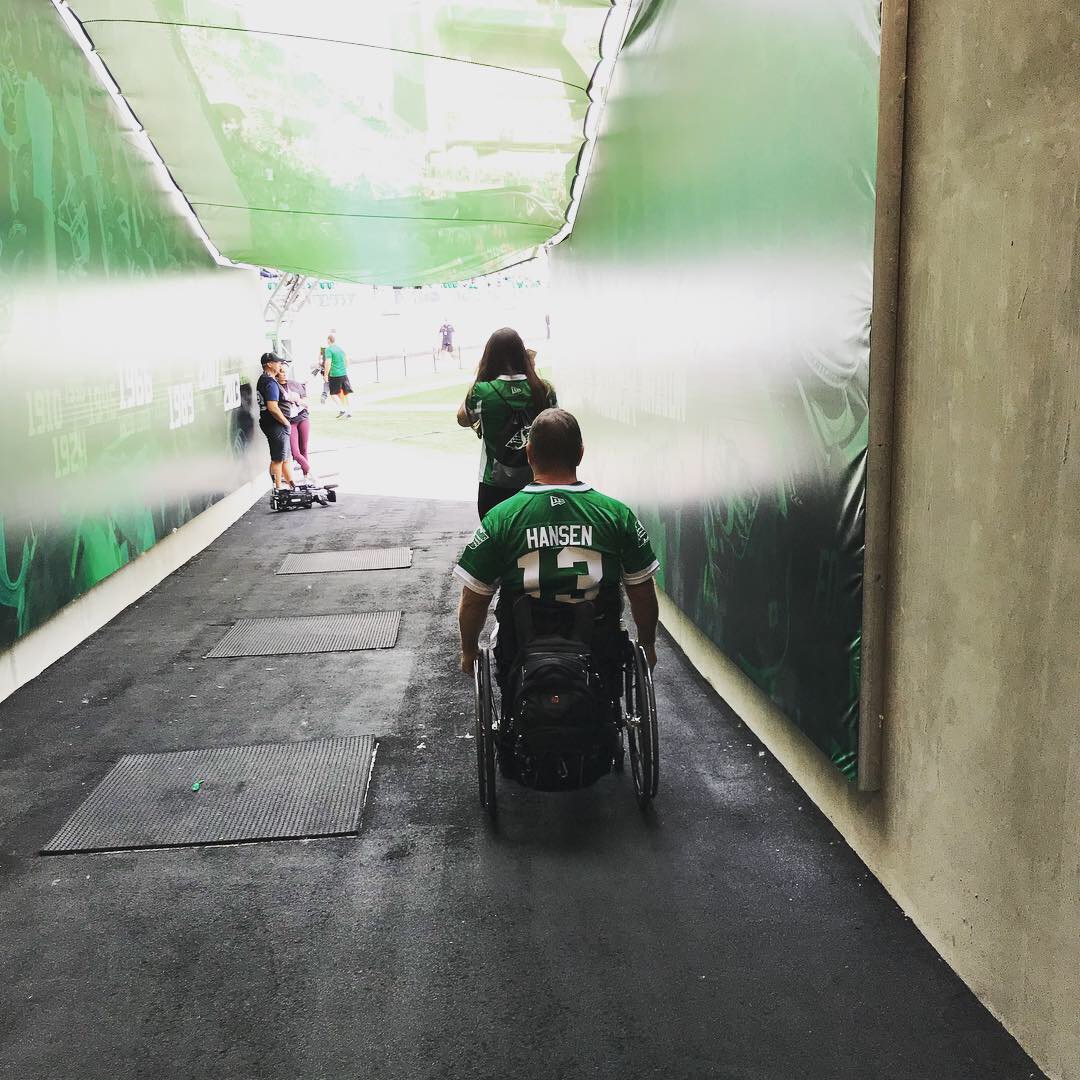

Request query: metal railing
[{"left": 349, "top": 344, "right": 476, "bottom": 384}]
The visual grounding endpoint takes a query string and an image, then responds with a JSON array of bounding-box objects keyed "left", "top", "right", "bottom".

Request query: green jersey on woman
[
  {"left": 454, "top": 481, "right": 660, "bottom": 606},
  {"left": 467, "top": 375, "right": 556, "bottom": 487}
]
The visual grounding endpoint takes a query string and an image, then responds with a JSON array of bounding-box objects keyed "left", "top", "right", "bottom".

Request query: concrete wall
[
  {"left": 554, "top": 0, "right": 1077, "bottom": 1075},
  {"left": 666, "top": 2, "right": 1079, "bottom": 1076},
  {"left": 878, "top": 1, "right": 1080, "bottom": 1073}
]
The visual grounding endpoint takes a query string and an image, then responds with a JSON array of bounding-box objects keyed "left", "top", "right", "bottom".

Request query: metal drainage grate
[
  {"left": 206, "top": 611, "right": 400, "bottom": 658},
  {"left": 277, "top": 547, "right": 413, "bottom": 575},
  {"left": 42, "top": 735, "right": 377, "bottom": 854}
]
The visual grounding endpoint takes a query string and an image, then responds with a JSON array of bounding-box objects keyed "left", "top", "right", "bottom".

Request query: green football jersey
[
  {"left": 325, "top": 344, "right": 346, "bottom": 377},
  {"left": 467, "top": 375, "right": 556, "bottom": 485},
  {"left": 454, "top": 482, "right": 660, "bottom": 604}
]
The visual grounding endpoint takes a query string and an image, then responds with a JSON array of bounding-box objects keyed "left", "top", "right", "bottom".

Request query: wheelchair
[
  {"left": 473, "top": 596, "right": 659, "bottom": 818},
  {"left": 268, "top": 479, "right": 338, "bottom": 512}
]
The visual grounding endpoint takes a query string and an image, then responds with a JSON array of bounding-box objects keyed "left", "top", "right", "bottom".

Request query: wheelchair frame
[
  {"left": 473, "top": 636, "right": 659, "bottom": 818},
  {"left": 268, "top": 480, "right": 338, "bottom": 512}
]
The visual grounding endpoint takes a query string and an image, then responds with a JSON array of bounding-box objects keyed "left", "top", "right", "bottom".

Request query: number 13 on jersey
[{"left": 517, "top": 546, "right": 603, "bottom": 602}]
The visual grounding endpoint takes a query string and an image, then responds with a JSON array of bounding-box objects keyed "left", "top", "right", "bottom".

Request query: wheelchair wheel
[
  {"left": 473, "top": 647, "right": 497, "bottom": 818},
  {"left": 625, "top": 643, "right": 659, "bottom": 807}
]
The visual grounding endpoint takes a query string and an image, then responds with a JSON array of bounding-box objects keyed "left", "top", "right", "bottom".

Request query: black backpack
[
  {"left": 506, "top": 599, "right": 616, "bottom": 790},
  {"left": 488, "top": 381, "right": 547, "bottom": 489}
]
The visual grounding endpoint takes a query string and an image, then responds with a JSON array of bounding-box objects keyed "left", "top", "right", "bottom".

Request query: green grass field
[
  {"left": 312, "top": 367, "right": 554, "bottom": 457},
  {"left": 314, "top": 386, "right": 474, "bottom": 456},
  {"left": 372, "top": 382, "right": 470, "bottom": 408}
]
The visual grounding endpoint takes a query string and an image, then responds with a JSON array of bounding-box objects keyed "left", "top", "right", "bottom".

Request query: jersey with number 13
[{"left": 453, "top": 482, "right": 660, "bottom": 605}]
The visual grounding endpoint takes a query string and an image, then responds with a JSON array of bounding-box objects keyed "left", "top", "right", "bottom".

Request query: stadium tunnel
[{"left": 0, "top": 1, "right": 1076, "bottom": 1078}]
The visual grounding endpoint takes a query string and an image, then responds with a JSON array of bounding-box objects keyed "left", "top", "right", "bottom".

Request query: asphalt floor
[{"left": 0, "top": 492, "right": 1045, "bottom": 1080}]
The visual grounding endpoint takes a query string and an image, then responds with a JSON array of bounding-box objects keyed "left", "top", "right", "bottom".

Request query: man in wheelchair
[{"left": 454, "top": 409, "right": 660, "bottom": 788}]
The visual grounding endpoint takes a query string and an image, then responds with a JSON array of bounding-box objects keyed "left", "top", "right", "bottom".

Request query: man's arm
[
  {"left": 458, "top": 586, "right": 493, "bottom": 673},
  {"left": 265, "top": 399, "right": 289, "bottom": 428},
  {"left": 625, "top": 580, "right": 659, "bottom": 669}
]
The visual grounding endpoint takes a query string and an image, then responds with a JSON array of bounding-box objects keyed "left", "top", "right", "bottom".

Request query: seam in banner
[
  {"left": 191, "top": 202, "right": 560, "bottom": 230},
  {"left": 80, "top": 18, "right": 592, "bottom": 93}
]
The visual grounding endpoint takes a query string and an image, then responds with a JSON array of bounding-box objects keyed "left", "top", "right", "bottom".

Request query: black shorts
[
  {"left": 328, "top": 374, "right": 353, "bottom": 395},
  {"left": 260, "top": 420, "right": 290, "bottom": 463},
  {"left": 477, "top": 482, "right": 518, "bottom": 520}
]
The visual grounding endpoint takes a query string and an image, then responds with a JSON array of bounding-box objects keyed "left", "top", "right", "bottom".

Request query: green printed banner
[
  {"left": 552, "top": 0, "right": 879, "bottom": 778},
  {"left": 0, "top": 0, "right": 261, "bottom": 650}
]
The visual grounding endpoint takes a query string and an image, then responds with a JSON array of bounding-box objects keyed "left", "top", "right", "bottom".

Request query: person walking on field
[
  {"left": 316, "top": 345, "right": 330, "bottom": 404},
  {"left": 323, "top": 333, "right": 352, "bottom": 418},
  {"left": 439, "top": 320, "right": 455, "bottom": 353},
  {"left": 455, "top": 326, "right": 555, "bottom": 520}
]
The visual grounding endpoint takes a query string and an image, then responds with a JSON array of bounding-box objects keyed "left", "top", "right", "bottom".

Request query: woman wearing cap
[{"left": 256, "top": 353, "right": 296, "bottom": 490}]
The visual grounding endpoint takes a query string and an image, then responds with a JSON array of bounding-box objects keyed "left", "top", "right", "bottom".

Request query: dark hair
[
  {"left": 260, "top": 352, "right": 282, "bottom": 368},
  {"left": 472, "top": 327, "right": 551, "bottom": 409},
  {"left": 528, "top": 408, "right": 583, "bottom": 472}
]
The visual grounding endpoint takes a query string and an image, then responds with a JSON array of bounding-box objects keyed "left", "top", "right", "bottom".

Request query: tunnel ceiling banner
[{"left": 63, "top": 0, "right": 614, "bottom": 284}]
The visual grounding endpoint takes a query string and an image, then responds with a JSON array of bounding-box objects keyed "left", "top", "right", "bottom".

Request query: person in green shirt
[
  {"left": 321, "top": 333, "right": 352, "bottom": 417},
  {"left": 454, "top": 408, "right": 660, "bottom": 688},
  {"left": 455, "top": 327, "right": 556, "bottom": 520}
]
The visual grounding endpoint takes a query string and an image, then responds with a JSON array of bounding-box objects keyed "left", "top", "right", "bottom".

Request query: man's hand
[
  {"left": 460, "top": 649, "right": 478, "bottom": 675},
  {"left": 625, "top": 580, "right": 660, "bottom": 671},
  {"left": 267, "top": 400, "right": 290, "bottom": 429}
]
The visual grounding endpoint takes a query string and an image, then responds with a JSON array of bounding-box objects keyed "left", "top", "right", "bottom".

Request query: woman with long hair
[
  {"left": 456, "top": 327, "right": 556, "bottom": 519},
  {"left": 276, "top": 362, "right": 316, "bottom": 483}
]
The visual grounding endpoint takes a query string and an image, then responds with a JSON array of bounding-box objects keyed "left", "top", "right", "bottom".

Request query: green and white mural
[
  {"left": 552, "top": 0, "right": 879, "bottom": 778},
  {"left": 0, "top": 0, "right": 260, "bottom": 650}
]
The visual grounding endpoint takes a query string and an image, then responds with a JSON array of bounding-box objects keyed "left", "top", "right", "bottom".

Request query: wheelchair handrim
[
  {"left": 627, "top": 643, "right": 659, "bottom": 805},
  {"left": 474, "top": 648, "right": 497, "bottom": 817}
]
